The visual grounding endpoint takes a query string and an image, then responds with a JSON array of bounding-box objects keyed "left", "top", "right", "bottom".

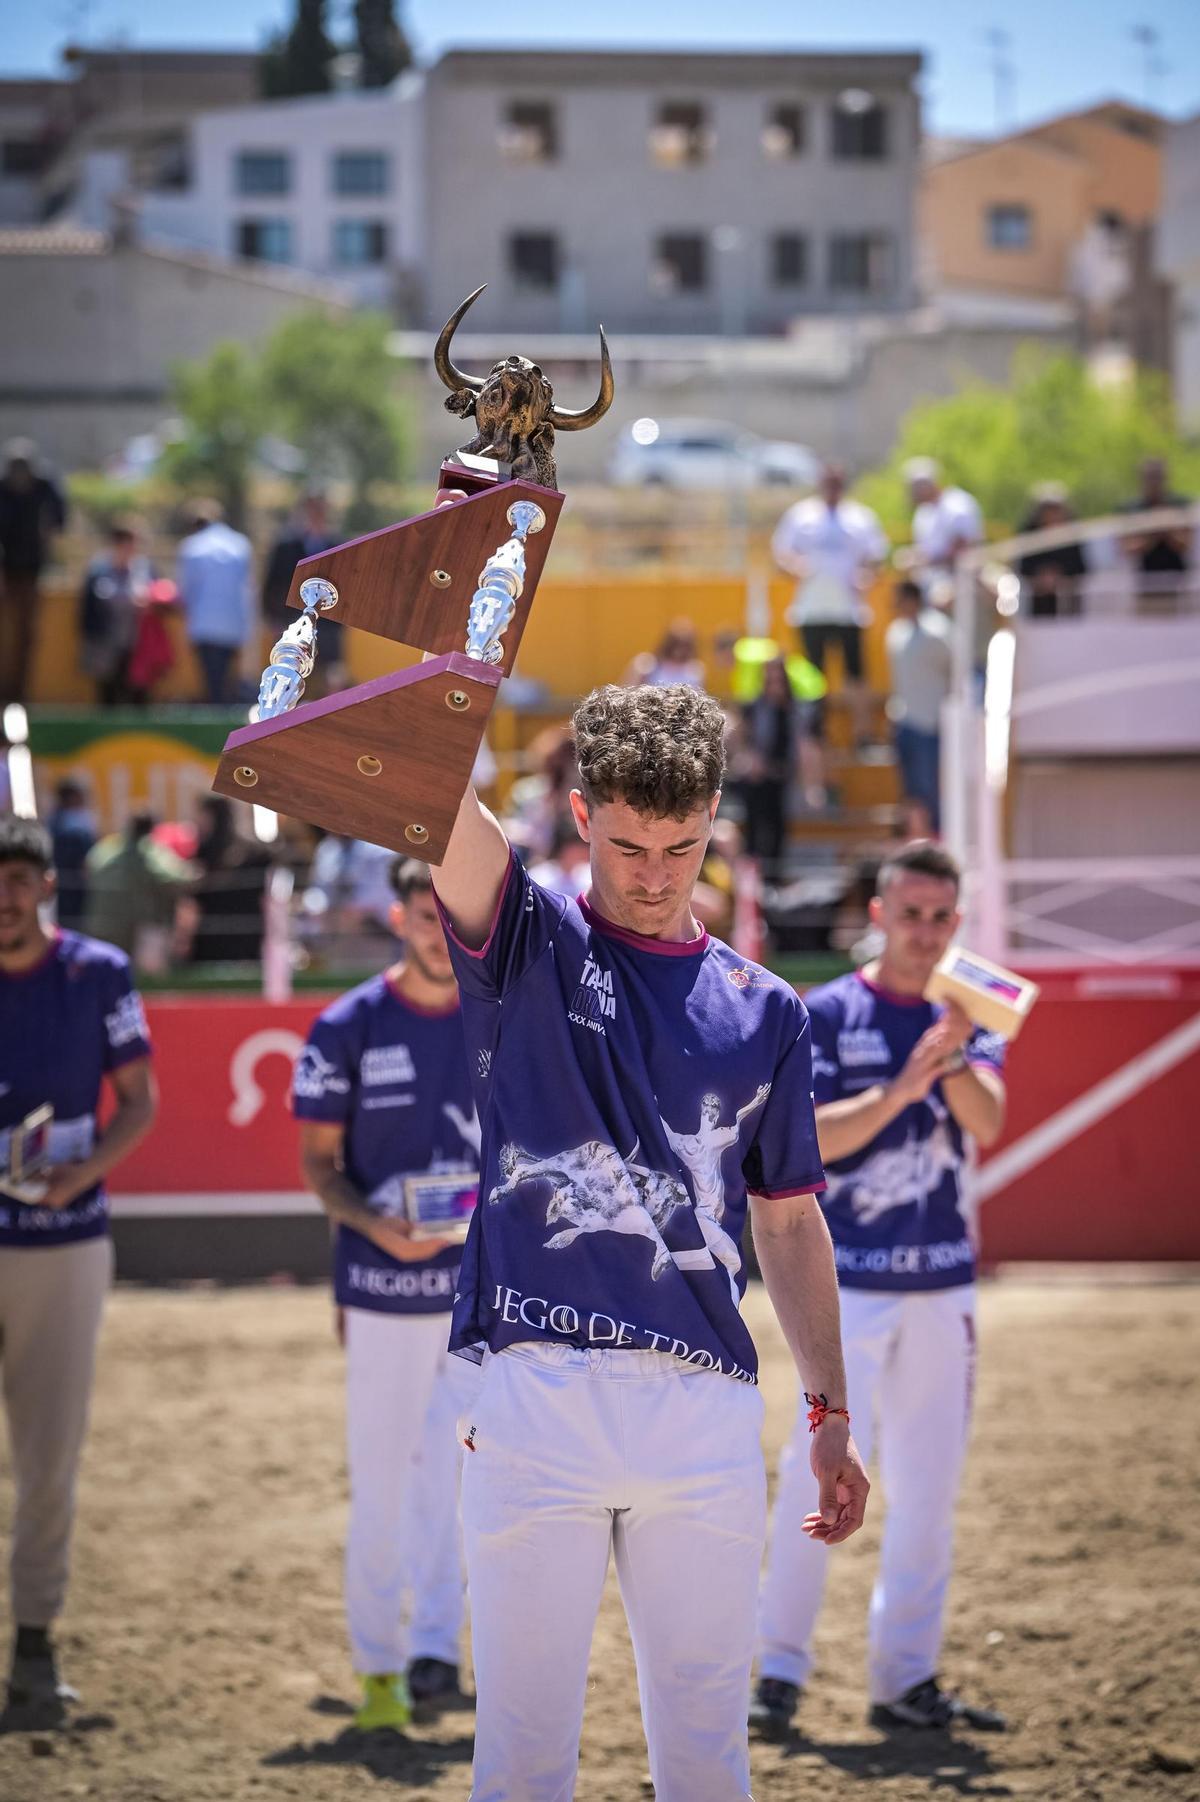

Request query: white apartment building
[{"left": 71, "top": 78, "right": 425, "bottom": 311}]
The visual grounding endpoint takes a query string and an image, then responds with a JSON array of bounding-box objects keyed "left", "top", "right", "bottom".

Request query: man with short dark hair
[
  {"left": 754, "top": 840, "right": 1007, "bottom": 1737},
  {"left": 261, "top": 491, "right": 346, "bottom": 687},
  {"left": 295, "top": 857, "right": 480, "bottom": 1730},
  {"left": 432, "top": 681, "right": 868, "bottom": 1801},
  {"left": 0, "top": 813, "right": 156, "bottom": 1722},
  {"left": 0, "top": 441, "right": 67, "bottom": 703},
  {"left": 1121, "top": 457, "right": 1192, "bottom": 607}
]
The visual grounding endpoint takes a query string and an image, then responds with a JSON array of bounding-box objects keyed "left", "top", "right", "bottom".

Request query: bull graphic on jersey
[
  {"left": 660, "top": 1084, "right": 771, "bottom": 1302},
  {"left": 488, "top": 1140, "right": 692, "bottom": 1281},
  {"left": 823, "top": 1100, "right": 959, "bottom": 1226}
]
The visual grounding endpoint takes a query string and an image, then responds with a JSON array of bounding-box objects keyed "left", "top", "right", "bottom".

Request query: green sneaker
[{"left": 354, "top": 1672, "right": 412, "bottom": 1732}]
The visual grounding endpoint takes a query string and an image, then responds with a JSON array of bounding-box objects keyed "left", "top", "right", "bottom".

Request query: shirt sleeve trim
[
  {"left": 107, "top": 1043, "right": 152, "bottom": 1072},
  {"left": 435, "top": 849, "right": 515, "bottom": 961},
  {"left": 750, "top": 1180, "right": 827, "bottom": 1200},
  {"left": 965, "top": 1056, "right": 1006, "bottom": 1081}
]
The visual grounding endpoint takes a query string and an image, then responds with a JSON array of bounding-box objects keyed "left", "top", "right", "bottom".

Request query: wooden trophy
[{"left": 213, "top": 284, "right": 612, "bottom": 861}]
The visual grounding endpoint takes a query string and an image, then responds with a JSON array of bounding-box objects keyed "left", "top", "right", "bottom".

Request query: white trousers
[
  {"left": 758, "top": 1285, "right": 977, "bottom": 1704},
  {"left": 344, "top": 1307, "right": 479, "bottom": 1674},
  {"left": 462, "top": 1342, "right": 767, "bottom": 1802}
]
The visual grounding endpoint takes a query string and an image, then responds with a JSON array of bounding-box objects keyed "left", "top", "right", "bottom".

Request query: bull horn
[
  {"left": 434, "top": 284, "right": 488, "bottom": 394},
  {"left": 551, "top": 327, "right": 614, "bottom": 431}
]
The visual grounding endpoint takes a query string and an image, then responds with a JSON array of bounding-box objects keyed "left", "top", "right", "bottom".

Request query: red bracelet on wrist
[{"left": 805, "top": 1391, "right": 850, "bottom": 1434}]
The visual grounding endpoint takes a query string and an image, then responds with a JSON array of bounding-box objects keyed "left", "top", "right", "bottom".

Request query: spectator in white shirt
[
  {"left": 902, "top": 459, "right": 984, "bottom": 608},
  {"left": 884, "top": 578, "right": 953, "bottom": 837},
  {"left": 771, "top": 463, "right": 888, "bottom": 747}
]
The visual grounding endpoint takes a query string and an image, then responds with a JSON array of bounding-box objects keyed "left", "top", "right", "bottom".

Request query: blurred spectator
[
  {"left": 884, "top": 579, "right": 952, "bottom": 837},
  {"left": 84, "top": 810, "right": 194, "bottom": 966},
  {"left": 189, "top": 797, "right": 270, "bottom": 964},
  {"left": 730, "top": 657, "right": 818, "bottom": 874},
  {"left": 1121, "top": 457, "right": 1192, "bottom": 608},
  {"left": 507, "top": 726, "right": 579, "bottom": 859},
  {"left": 78, "top": 519, "right": 154, "bottom": 705},
  {"left": 713, "top": 629, "right": 827, "bottom": 709},
  {"left": 1017, "top": 484, "right": 1088, "bottom": 619},
  {"left": 177, "top": 500, "right": 254, "bottom": 705},
  {"left": 47, "top": 779, "right": 97, "bottom": 931},
  {"left": 301, "top": 833, "right": 396, "bottom": 965},
  {"left": 624, "top": 619, "right": 705, "bottom": 689},
  {"left": 903, "top": 458, "right": 984, "bottom": 606},
  {"left": 528, "top": 815, "right": 590, "bottom": 900},
  {"left": 771, "top": 462, "right": 886, "bottom": 747},
  {"left": 0, "top": 439, "right": 67, "bottom": 702},
  {"left": 261, "top": 491, "right": 346, "bottom": 689},
  {"left": 692, "top": 816, "right": 740, "bottom": 940}
]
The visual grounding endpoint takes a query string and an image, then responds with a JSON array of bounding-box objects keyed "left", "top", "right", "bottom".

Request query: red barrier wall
[
  {"left": 973, "top": 969, "right": 1200, "bottom": 1262},
  {"left": 113, "top": 978, "right": 1200, "bottom": 1262}
]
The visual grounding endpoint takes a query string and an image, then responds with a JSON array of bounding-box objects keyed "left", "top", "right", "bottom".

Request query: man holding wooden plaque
[{"left": 755, "top": 840, "right": 1012, "bottom": 1738}]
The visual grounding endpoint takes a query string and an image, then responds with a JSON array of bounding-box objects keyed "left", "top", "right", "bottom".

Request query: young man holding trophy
[
  {"left": 432, "top": 683, "right": 869, "bottom": 1802},
  {"left": 295, "top": 857, "right": 480, "bottom": 1730},
  {"left": 0, "top": 813, "right": 156, "bottom": 1723}
]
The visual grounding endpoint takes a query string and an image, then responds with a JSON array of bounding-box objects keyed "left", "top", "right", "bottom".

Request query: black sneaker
[
  {"left": 6, "top": 1630, "right": 78, "bottom": 1725},
  {"left": 749, "top": 1676, "right": 800, "bottom": 1737},
  {"left": 407, "top": 1657, "right": 459, "bottom": 1703},
  {"left": 870, "top": 1676, "right": 1007, "bottom": 1733}
]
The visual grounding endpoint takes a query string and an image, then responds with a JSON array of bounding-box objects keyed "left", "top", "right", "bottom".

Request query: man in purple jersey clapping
[
  {"left": 755, "top": 840, "right": 1008, "bottom": 1738},
  {"left": 431, "top": 683, "right": 868, "bottom": 1802}
]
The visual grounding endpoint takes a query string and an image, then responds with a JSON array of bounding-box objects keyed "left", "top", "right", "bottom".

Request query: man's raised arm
[{"left": 430, "top": 786, "right": 511, "bottom": 950}]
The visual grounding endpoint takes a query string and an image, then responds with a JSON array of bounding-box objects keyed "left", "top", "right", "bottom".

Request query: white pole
[{"left": 262, "top": 865, "right": 294, "bottom": 1004}]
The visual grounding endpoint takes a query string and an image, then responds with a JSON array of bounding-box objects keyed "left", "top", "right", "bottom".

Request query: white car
[{"left": 608, "top": 417, "right": 819, "bottom": 490}]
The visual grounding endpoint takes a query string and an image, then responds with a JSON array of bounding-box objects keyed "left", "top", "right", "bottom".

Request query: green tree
[
  {"left": 354, "top": 0, "right": 413, "bottom": 88},
  {"left": 260, "top": 0, "right": 336, "bottom": 99},
  {"left": 260, "top": 309, "right": 408, "bottom": 529},
  {"left": 161, "top": 342, "right": 264, "bottom": 528},
  {"left": 857, "top": 351, "right": 1200, "bottom": 540}
]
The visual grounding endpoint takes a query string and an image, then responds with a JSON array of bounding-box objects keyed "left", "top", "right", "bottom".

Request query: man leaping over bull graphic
[{"left": 660, "top": 1086, "right": 772, "bottom": 1301}]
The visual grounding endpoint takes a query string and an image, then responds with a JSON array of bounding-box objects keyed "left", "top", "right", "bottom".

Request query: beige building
[
  {"left": 920, "top": 101, "right": 1162, "bottom": 326},
  {"left": 423, "top": 49, "right": 923, "bottom": 334},
  {"left": 0, "top": 227, "right": 349, "bottom": 467}
]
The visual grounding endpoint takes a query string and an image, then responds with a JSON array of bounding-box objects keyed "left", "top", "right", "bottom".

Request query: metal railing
[{"left": 943, "top": 504, "right": 1200, "bottom": 969}]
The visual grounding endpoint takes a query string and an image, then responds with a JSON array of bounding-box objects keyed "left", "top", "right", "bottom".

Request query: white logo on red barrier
[{"left": 227, "top": 1030, "right": 306, "bottom": 1127}]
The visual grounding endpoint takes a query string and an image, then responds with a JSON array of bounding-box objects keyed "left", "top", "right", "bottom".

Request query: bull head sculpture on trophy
[
  {"left": 437, "top": 283, "right": 613, "bottom": 490},
  {"left": 212, "top": 287, "right": 613, "bottom": 862}
]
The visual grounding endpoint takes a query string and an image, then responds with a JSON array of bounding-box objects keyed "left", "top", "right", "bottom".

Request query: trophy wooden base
[
  {"left": 283, "top": 477, "right": 562, "bottom": 675},
  {"left": 212, "top": 652, "right": 499, "bottom": 862}
]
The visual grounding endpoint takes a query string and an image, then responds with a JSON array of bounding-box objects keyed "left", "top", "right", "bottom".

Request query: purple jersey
[
  {"left": 0, "top": 930, "right": 151, "bottom": 1247},
  {"left": 292, "top": 974, "right": 479, "bottom": 1316},
  {"left": 438, "top": 856, "right": 824, "bottom": 1384},
  {"left": 807, "top": 970, "right": 1007, "bottom": 1291}
]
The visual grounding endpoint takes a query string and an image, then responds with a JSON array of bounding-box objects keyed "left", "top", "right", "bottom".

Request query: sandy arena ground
[{"left": 1, "top": 1276, "right": 1197, "bottom": 1802}]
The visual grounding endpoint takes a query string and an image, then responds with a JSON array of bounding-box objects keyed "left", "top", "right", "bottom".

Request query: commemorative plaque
[{"left": 212, "top": 284, "right": 613, "bottom": 860}]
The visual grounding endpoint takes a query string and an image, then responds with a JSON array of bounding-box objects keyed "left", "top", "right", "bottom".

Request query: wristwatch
[{"left": 942, "top": 1049, "right": 969, "bottom": 1077}]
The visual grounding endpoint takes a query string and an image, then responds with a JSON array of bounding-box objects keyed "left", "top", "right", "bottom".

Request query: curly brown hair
[{"left": 571, "top": 684, "right": 726, "bottom": 819}]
